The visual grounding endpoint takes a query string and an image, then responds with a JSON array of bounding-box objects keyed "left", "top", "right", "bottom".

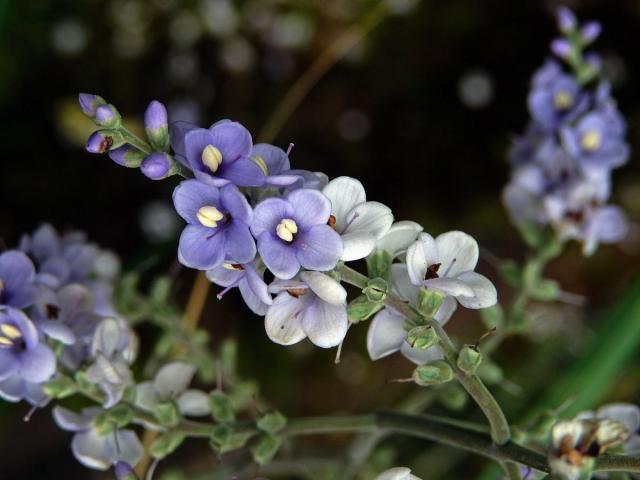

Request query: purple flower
[
  {"left": 78, "top": 93, "right": 105, "bottom": 117},
  {"left": 251, "top": 189, "right": 343, "bottom": 279},
  {"left": 144, "top": 100, "right": 168, "bottom": 132},
  {"left": 556, "top": 7, "right": 576, "bottom": 34},
  {"left": 580, "top": 21, "right": 601, "bottom": 44},
  {"left": 265, "top": 272, "right": 349, "bottom": 348},
  {"left": 550, "top": 38, "right": 571, "bottom": 59},
  {"left": 86, "top": 131, "right": 115, "bottom": 154},
  {"left": 0, "top": 372, "right": 49, "bottom": 406},
  {"left": 173, "top": 179, "right": 256, "bottom": 270},
  {"left": 206, "top": 260, "right": 272, "bottom": 315},
  {"left": 115, "top": 462, "right": 139, "bottom": 480},
  {"left": 560, "top": 110, "right": 629, "bottom": 171},
  {"left": 172, "top": 120, "right": 265, "bottom": 187},
  {"left": 0, "top": 250, "right": 37, "bottom": 308},
  {"left": 0, "top": 307, "right": 56, "bottom": 385},
  {"left": 53, "top": 406, "right": 143, "bottom": 471},
  {"left": 527, "top": 61, "right": 588, "bottom": 132},
  {"left": 94, "top": 104, "right": 120, "bottom": 128},
  {"left": 250, "top": 143, "right": 306, "bottom": 188},
  {"left": 141, "top": 152, "right": 173, "bottom": 180}
]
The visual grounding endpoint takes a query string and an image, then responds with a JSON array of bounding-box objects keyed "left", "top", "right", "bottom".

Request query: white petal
[
  {"left": 153, "top": 361, "right": 196, "bottom": 399},
  {"left": 53, "top": 406, "right": 95, "bottom": 432},
  {"left": 300, "top": 271, "right": 347, "bottom": 306},
  {"left": 375, "top": 221, "right": 423, "bottom": 259},
  {"left": 71, "top": 430, "right": 112, "bottom": 470},
  {"left": 340, "top": 231, "right": 377, "bottom": 261},
  {"left": 598, "top": 403, "right": 640, "bottom": 434},
  {"left": 111, "top": 430, "right": 144, "bottom": 467},
  {"left": 91, "top": 318, "right": 121, "bottom": 357},
  {"left": 400, "top": 343, "right": 444, "bottom": 366},
  {"left": 375, "top": 467, "right": 422, "bottom": 480},
  {"left": 239, "top": 280, "right": 270, "bottom": 316},
  {"left": 265, "top": 293, "right": 307, "bottom": 345},
  {"left": 177, "top": 390, "right": 212, "bottom": 416},
  {"left": 322, "top": 176, "right": 366, "bottom": 231},
  {"left": 268, "top": 279, "right": 307, "bottom": 294},
  {"left": 424, "top": 277, "right": 475, "bottom": 298},
  {"left": 434, "top": 231, "right": 479, "bottom": 277},
  {"left": 390, "top": 264, "right": 419, "bottom": 307},
  {"left": 366, "top": 308, "right": 406, "bottom": 360},
  {"left": 406, "top": 233, "right": 438, "bottom": 285},
  {"left": 300, "top": 298, "right": 348, "bottom": 348},
  {"left": 455, "top": 272, "right": 498, "bottom": 309},
  {"left": 343, "top": 201, "right": 393, "bottom": 239},
  {"left": 134, "top": 382, "right": 158, "bottom": 412},
  {"left": 434, "top": 295, "right": 457, "bottom": 325}
]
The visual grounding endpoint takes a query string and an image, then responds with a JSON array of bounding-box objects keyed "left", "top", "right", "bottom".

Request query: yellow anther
[
  {"left": 581, "top": 130, "right": 601, "bottom": 151},
  {"left": 0, "top": 337, "right": 13, "bottom": 346},
  {"left": 252, "top": 155, "right": 269, "bottom": 176},
  {"left": 554, "top": 90, "right": 573, "bottom": 110},
  {"left": 276, "top": 218, "right": 298, "bottom": 242},
  {"left": 197, "top": 206, "right": 225, "bottom": 228},
  {"left": 0, "top": 324, "right": 21, "bottom": 339},
  {"left": 202, "top": 145, "right": 223, "bottom": 173}
]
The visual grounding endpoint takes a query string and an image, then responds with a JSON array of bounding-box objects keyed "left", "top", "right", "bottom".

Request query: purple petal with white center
[
  {"left": 265, "top": 293, "right": 307, "bottom": 345},
  {"left": 208, "top": 121, "right": 252, "bottom": 162},
  {"left": 424, "top": 277, "right": 475, "bottom": 299},
  {"left": 294, "top": 225, "right": 343, "bottom": 272},
  {"left": 434, "top": 231, "right": 479, "bottom": 277},
  {"left": 173, "top": 179, "right": 221, "bottom": 224},
  {"left": 220, "top": 184, "right": 252, "bottom": 223},
  {"left": 224, "top": 223, "right": 256, "bottom": 264},
  {"left": 258, "top": 234, "right": 300, "bottom": 279},
  {"left": 322, "top": 177, "right": 367, "bottom": 231},
  {"left": 300, "top": 297, "right": 348, "bottom": 348},
  {"left": 184, "top": 128, "right": 216, "bottom": 171},
  {"left": 406, "top": 233, "right": 439, "bottom": 286},
  {"left": 367, "top": 308, "right": 406, "bottom": 360},
  {"left": 219, "top": 157, "right": 265, "bottom": 187},
  {"left": 251, "top": 197, "right": 293, "bottom": 238},
  {"left": 19, "top": 343, "right": 56, "bottom": 383},
  {"left": 288, "top": 189, "right": 332, "bottom": 229},
  {"left": 178, "top": 225, "right": 226, "bottom": 270},
  {"left": 455, "top": 272, "right": 497, "bottom": 309}
]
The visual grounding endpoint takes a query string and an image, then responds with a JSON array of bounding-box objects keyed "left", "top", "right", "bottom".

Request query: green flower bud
[
  {"left": 154, "top": 401, "right": 181, "bottom": 427},
  {"left": 219, "top": 432, "right": 254, "bottom": 454},
  {"left": 457, "top": 345, "right": 482, "bottom": 374},
  {"left": 367, "top": 251, "right": 392, "bottom": 280},
  {"left": 150, "top": 431, "right": 186, "bottom": 460},
  {"left": 417, "top": 289, "right": 445, "bottom": 318},
  {"left": 105, "top": 404, "right": 133, "bottom": 429},
  {"left": 251, "top": 434, "right": 282, "bottom": 466},
  {"left": 209, "top": 425, "right": 233, "bottom": 450},
  {"left": 413, "top": 360, "right": 454, "bottom": 386},
  {"left": 210, "top": 391, "right": 235, "bottom": 423},
  {"left": 406, "top": 325, "right": 438, "bottom": 350},
  {"left": 257, "top": 411, "right": 287, "bottom": 434},
  {"left": 364, "top": 277, "right": 388, "bottom": 302},
  {"left": 348, "top": 294, "right": 384, "bottom": 322},
  {"left": 42, "top": 375, "right": 77, "bottom": 399}
]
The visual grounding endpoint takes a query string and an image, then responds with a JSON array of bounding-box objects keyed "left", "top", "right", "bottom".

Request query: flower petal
[
  {"left": 340, "top": 231, "right": 377, "bottom": 261},
  {"left": 288, "top": 189, "right": 332, "bottom": 229},
  {"left": 173, "top": 179, "right": 221, "bottom": 224},
  {"left": 19, "top": 343, "right": 56, "bottom": 383},
  {"left": 300, "top": 297, "right": 348, "bottom": 348},
  {"left": 153, "top": 361, "right": 196, "bottom": 399},
  {"left": 251, "top": 143, "right": 290, "bottom": 174},
  {"left": 366, "top": 308, "right": 406, "bottom": 360},
  {"left": 135, "top": 382, "right": 159, "bottom": 412},
  {"left": 434, "top": 231, "right": 479, "bottom": 277},
  {"left": 375, "top": 221, "right": 424, "bottom": 259},
  {"left": 455, "top": 271, "right": 498, "bottom": 309},
  {"left": 208, "top": 121, "right": 252, "bottom": 162},
  {"left": 400, "top": 343, "right": 444, "bottom": 366},
  {"left": 435, "top": 295, "right": 458, "bottom": 325},
  {"left": 389, "top": 264, "right": 420, "bottom": 308},
  {"left": 597, "top": 403, "right": 640, "bottom": 434},
  {"left": 265, "top": 293, "right": 307, "bottom": 345},
  {"left": 0, "top": 349, "right": 18, "bottom": 381},
  {"left": 178, "top": 225, "right": 226, "bottom": 271},
  {"left": 224, "top": 222, "right": 256, "bottom": 264},
  {"left": 300, "top": 271, "right": 347, "bottom": 306},
  {"left": 406, "top": 233, "right": 439, "bottom": 285},
  {"left": 424, "top": 277, "right": 475, "bottom": 299},
  {"left": 72, "top": 430, "right": 112, "bottom": 470},
  {"left": 251, "top": 197, "right": 293, "bottom": 238},
  {"left": 177, "top": 390, "right": 212, "bottom": 416},
  {"left": 258, "top": 233, "right": 300, "bottom": 280},
  {"left": 322, "top": 177, "right": 367, "bottom": 231},
  {"left": 239, "top": 280, "right": 270, "bottom": 316},
  {"left": 295, "top": 225, "right": 343, "bottom": 272},
  {"left": 219, "top": 157, "right": 265, "bottom": 187},
  {"left": 220, "top": 184, "right": 252, "bottom": 223},
  {"left": 184, "top": 128, "right": 216, "bottom": 171},
  {"left": 53, "top": 406, "right": 95, "bottom": 432},
  {"left": 344, "top": 201, "right": 393, "bottom": 240}
]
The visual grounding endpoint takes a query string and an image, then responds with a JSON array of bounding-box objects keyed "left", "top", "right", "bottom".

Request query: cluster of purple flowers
[{"left": 503, "top": 7, "right": 629, "bottom": 255}]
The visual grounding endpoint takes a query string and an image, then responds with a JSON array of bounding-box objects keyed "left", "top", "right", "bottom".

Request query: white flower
[
  {"left": 367, "top": 264, "right": 456, "bottom": 364},
  {"left": 373, "top": 220, "right": 423, "bottom": 260},
  {"left": 374, "top": 467, "right": 422, "bottom": 480},
  {"left": 265, "top": 271, "right": 348, "bottom": 348},
  {"left": 322, "top": 176, "right": 394, "bottom": 261},
  {"left": 135, "top": 361, "right": 211, "bottom": 426},
  {"left": 406, "top": 231, "right": 497, "bottom": 309}
]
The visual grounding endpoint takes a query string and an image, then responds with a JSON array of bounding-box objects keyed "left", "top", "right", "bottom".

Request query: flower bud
[
  {"left": 556, "top": 7, "right": 576, "bottom": 34},
  {"left": 141, "top": 152, "right": 174, "bottom": 180},
  {"left": 457, "top": 345, "right": 482, "bottom": 374},
  {"left": 413, "top": 360, "right": 453, "bottom": 386},
  {"left": 94, "top": 104, "right": 122, "bottom": 128},
  {"left": 348, "top": 294, "right": 384, "bottom": 322},
  {"left": 550, "top": 38, "right": 571, "bottom": 59},
  {"left": 43, "top": 375, "right": 77, "bottom": 399},
  {"left": 257, "top": 411, "right": 288, "bottom": 434},
  {"left": 78, "top": 93, "right": 106, "bottom": 117},
  {"left": 154, "top": 401, "right": 180, "bottom": 427},
  {"left": 251, "top": 434, "right": 283, "bottom": 466},
  {"left": 367, "top": 250, "right": 392, "bottom": 280},
  {"left": 417, "top": 289, "right": 445, "bottom": 318},
  {"left": 580, "top": 21, "right": 601, "bottom": 45},
  {"left": 364, "top": 277, "right": 388, "bottom": 302},
  {"left": 86, "top": 130, "right": 124, "bottom": 153},
  {"left": 109, "top": 145, "right": 146, "bottom": 168},
  {"left": 115, "top": 462, "right": 139, "bottom": 480},
  {"left": 210, "top": 390, "right": 235, "bottom": 423},
  {"left": 407, "top": 325, "right": 438, "bottom": 350},
  {"left": 144, "top": 100, "right": 170, "bottom": 151},
  {"left": 150, "top": 431, "right": 186, "bottom": 460}
]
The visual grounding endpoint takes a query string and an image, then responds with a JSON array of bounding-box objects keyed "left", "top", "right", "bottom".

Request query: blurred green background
[{"left": 1, "top": 0, "right": 640, "bottom": 478}]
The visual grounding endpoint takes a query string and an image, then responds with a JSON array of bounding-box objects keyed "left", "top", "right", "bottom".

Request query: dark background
[{"left": 1, "top": 0, "right": 639, "bottom": 478}]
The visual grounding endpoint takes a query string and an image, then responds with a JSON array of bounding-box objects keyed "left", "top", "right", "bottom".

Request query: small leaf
[
  {"left": 150, "top": 431, "right": 186, "bottom": 459},
  {"left": 257, "top": 411, "right": 287, "bottom": 434},
  {"left": 42, "top": 375, "right": 77, "bottom": 399},
  {"left": 210, "top": 391, "right": 235, "bottom": 423}
]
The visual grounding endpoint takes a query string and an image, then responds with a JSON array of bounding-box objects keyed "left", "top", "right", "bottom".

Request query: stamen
[
  {"left": 23, "top": 405, "right": 39, "bottom": 422},
  {"left": 424, "top": 263, "right": 441, "bottom": 280},
  {"left": 286, "top": 142, "right": 295, "bottom": 156},
  {"left": 442, "top": 258, "right": 457, "bottom": 277},
  {"left": 0, "top": 337, "right": 13, "bottom": 347},
  {"left": 0, "top": 323, "right": 21, "bottom": 339},
  {"left": 286, "top": 287, "right": 308, "bottom": 298},
  {"left": 553, "top": 90, "right": 573, "bottom": 110},
  {"left": 251, "top": 154, "right": 269, "bottom": 176},
  {"left": 327, "top": 215, "right": 337, "bottom": 230},
  {"left": 581, "top": 130, "right": 601, "bottom": 151},
  {"left": 223, "top": 263, "right": 244, "bottom": 270},
  {"left": 276, "top": 218, "right": 298, "bottom": 242},
  {"left": 202, "top": 144, "right": 223, "bottom": 172},
  {"left": 197, "top": 205, "right": 225, "bottom": 228}
]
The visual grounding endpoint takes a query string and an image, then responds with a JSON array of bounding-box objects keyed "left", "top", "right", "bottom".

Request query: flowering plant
[{"left": 2, "top": 6, "right": 639, "bottom": 480}]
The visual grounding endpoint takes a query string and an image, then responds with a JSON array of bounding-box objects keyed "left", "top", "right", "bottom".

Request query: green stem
[
  {"left": 338, "top": 263, "right": 511, "bottom": 445},
  {"left": 120, "top": 127, "right": 153, "bottom": 155}
]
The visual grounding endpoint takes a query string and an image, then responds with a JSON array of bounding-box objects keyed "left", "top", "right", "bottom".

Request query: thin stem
[
  {"left": 338, "top": 263, "right": 511, "bottom": 445},
  {"left": 257, "top": 2, "right": 389, "bottom": 143},
  {"left": 120, "top": 127, "right": 153, "bottom": 155}
]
